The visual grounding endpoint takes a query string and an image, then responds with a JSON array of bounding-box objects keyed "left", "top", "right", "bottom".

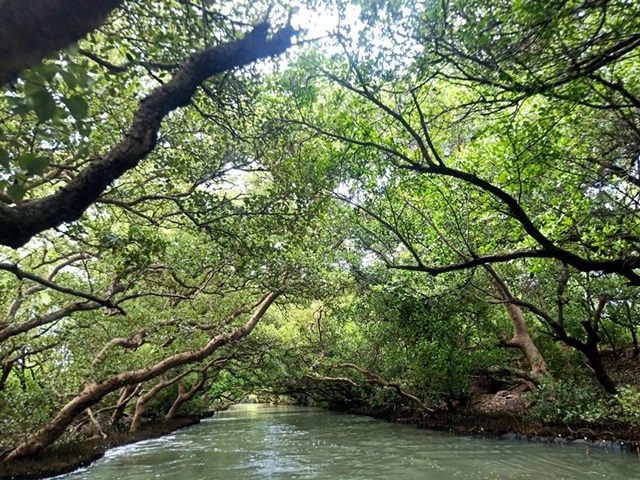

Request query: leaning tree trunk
[
  {"left": 165, "top": 375, "right": 205, "bottom": 420},
  {"left": 487, "top": 266, "right": 547, "bottom": 378},
  {"left": 528, "top": 304, "right": 619, "bottom": 394},
  {"left": 500, "top": 298, "right": 548, "bottom": 378},
  {"left": 585, "top": 347, "right": 618, "bottom": 394},
  {"left": 2, "top": 291, "right": 278, "bottom": 462},
  {"left": 0, "top": 0, "right": 122, "bottom": 84},
  {"left": 549, "top": 323, "right": 618, "bottom": 394},
  {"left": 130, "top": 373, "right": 188, "bottom": 432},
  {"left": 111, "top": 384, "right": 140, "bottom": 425}
]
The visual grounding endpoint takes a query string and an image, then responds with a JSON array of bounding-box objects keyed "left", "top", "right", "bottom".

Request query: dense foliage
[{"left": 1, "top": 0, "right": 640, "bottom": 462}]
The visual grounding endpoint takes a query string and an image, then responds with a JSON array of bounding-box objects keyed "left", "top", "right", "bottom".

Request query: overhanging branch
[
  {"left": 0, "top": 23, "right": 296, "bottom": 248},
  {"left": 0, "top": 262, "right": 122, "bottom": 311}
]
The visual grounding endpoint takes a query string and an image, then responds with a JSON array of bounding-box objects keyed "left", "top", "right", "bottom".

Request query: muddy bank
[
  {"left": 350, "top": 405, "right": 640, "bottom": 454},
  {"left": 0, "top": 417, "right": 201, "bottom": 480}
]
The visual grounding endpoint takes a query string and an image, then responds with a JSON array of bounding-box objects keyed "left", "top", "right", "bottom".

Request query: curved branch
[
  {"left": 335, "top": 363, "right": 435, "bottom": 415},
  {"left": 376, "top": 160, "right": 640, "bottom": 284},
  {"left": 335, "top": 193, "right": 426, "bottom": 269},
  {"left": 0, "top": 262, "right": 121, "bottom": 311},
  {"left": 0, "top": 301, "right": 98, "bottom": 343},
  {"left": 0, "top": 23, "right": 296, "bottom": 248},
  {"left": 92, "top": 330, "right": 146, "bottom": 368},
  {"left": 0, "top": 0, "right": 122, "bottom": 84},
  {"left": 3, "top": 289, "right": 280, "bottom": 461},
  {"left": 388, "top": 249, "right": 550, "bottom": 274},
  {"left": 303, "top": 373, "right": 359, "bottom": 388}
]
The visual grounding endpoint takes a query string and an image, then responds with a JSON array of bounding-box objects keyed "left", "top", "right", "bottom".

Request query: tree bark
[
  {"left": 499, "top": 300, "right": 548, "bottom": 378},
  {"left": 2, "top": 291, "right": 279, "bottom": 461},
  {"left": 487, "top": 266, "right": 547, "bottom": 379},
  {"left": 579, "top": 319, "right": 618, "bottom": 394},
  {"left": 508, "top": 296, "right": 618, "bottom": 394},
  {"left": 0, "top": 0, "right": 122, "bottom": 84},
  {"left": 110, "top": 384, "right": 140, "bottom": 425},
  {"left": 0, "top": 23, "right": 296, "bottom": 248},
  {"left": 165, "top": 375, "right": 205, "bottom": 419},
  {"left": 130, "top": 373, "right": 187, "bottom": 432},
  {"left": 92, "top": 331, "right": 146, "bottom": 368},
  {"left": 554, "top": 325, "right": 618, "bottom": 394}
]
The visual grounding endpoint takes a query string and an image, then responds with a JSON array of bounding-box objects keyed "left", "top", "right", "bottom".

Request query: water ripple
[{"left": 56, "top": 405, "right": 639, "bottom": 480}]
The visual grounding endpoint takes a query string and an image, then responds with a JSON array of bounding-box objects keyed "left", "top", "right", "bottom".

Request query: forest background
[{"left": 1, "top": 0, "right": 640, "bottom": 468}]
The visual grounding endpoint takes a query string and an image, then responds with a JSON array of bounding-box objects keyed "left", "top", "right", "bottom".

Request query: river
[{"left": 55, "top": 404, "right": 639, "bottom": 479}]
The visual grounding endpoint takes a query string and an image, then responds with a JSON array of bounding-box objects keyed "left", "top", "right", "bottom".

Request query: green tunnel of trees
[{"left": 1, "top": 0, "right": 640, "bottom": 462}]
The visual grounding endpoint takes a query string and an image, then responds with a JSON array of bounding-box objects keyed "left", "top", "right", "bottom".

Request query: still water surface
[{"left": 57, "top": 404, "right": 639, "bottom": 479}]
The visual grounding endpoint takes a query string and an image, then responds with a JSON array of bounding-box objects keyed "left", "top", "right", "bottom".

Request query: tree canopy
[{"left": 1, "top": 0, "right": 640, "bottom": 463}]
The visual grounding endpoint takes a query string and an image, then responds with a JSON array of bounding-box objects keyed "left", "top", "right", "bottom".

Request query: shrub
[
  {"left": 615, "top": 385, "right": 640, "bottom": 424},
  {"left": 525, "top": 375, "right": 611, "bottom": 424}
]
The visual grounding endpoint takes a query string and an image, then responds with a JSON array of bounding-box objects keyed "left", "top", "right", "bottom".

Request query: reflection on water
[{"left": 56, "top": 404, "right": 639, "bottom": 479}]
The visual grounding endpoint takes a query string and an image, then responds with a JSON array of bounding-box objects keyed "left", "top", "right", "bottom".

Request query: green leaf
[
  {"left": 28, "top": 156, "right": 50, "bottom": 175},
  {"left": 39, "top": 63, "right": 59, "bottom": 83},
  {"left": 30, "top": 89, "right": 57, "bottom": 122},
  {"left": 68, "top": 62, "right": 94, "bottom": 88},
  {"left": 17, "top": 153, "right": 36, "bottom": 171},
  {"left": 63, "top": 95, "right": 89, "bottom": 120},
  {"left": 60, "top": 70, "right": 77, "bottom": 89},
  {"left": 18, "top": 153, "right": 50, "bottom": 175},
  {"left": 11, "top": 101, "right": 31, "bottom": 117},
  {"left": 0, "top": 148, "right": 10, "bottom": 168},
  {"left": 6, "top": 183, "right": 26, "bottom": 201},
  {"left": 23, "top": 77, "right": 43, "bottom": 97}
]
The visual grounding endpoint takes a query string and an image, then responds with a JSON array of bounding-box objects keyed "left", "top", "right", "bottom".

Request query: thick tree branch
[
  {"left": 0, "top": 0, "right": 122, "bottom": 84},
  {"left": 294, "top": 92, "right": 640, "bottom": 285},
  {"left": 387, "top": 249, "right": 550, "bottom": 274},
  {"left": 0, "top": 262, "right": 122, "bottom": 312},
  {"left": 3, "top": 289, "right": 280, "bottom": 461},
  {"left": 303, "top": 373, "right": 359, "bottom": 388},
  {"left": 0, "top": 301, "right": 97, "bottom": 343},
  {"left": 0, "top": 23, "right": 296, "bottom": 248},
  {"left": 92, "top": 330, "right": 147, "bottom": 368}
]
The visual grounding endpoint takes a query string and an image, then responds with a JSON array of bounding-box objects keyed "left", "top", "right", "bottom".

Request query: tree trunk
[
  {"left": 581, "top": 321, "right": 618, "bottom": 394},
  {"left": 2, "top": 291, "right": 278, "bottom": 462},
  {"left": 130, "top": 375, "right": 181, "bottom": 432},
  {"left": 545, "top": 319, "right": 618, "bottom": 394},
  {"left": 500, "top": 301, "right": 548, "bottom": 378},
  {"left": 584, "top": 347, "right": 618, "bottom": 394},
  {"left": 0, "top": 0, "right": 122, "bottom": 84},
  {"left": 129, "top": 396, "right": 147, "bottom": 433},
  {"left": 166, "top": 376, "right": 205, "bottom": 420},
  {"left": 486, "top": 266, "right": 547, "bottom": 378},
  {"left": 110, "top": 384, "right": 139, "bottom": 425}
]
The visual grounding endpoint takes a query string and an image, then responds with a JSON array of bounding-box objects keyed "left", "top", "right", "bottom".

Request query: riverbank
[
  {"left": 374, "top": 348, "right": 640, "bottom": 453},
  {"left": 2, "top": 405, "right": 639, "bottom": 480},
  {"left": 0, "top": 417, "right": 201, "bottom": 480},
  {"left": 404, "top": 411, "right": 638, "bottom": 452},
  {"left": 4, "top": 345, "right": 640, "bottom": 480},
  {"left": 350, "top": 399, "right": 640, "bottom": 454}
]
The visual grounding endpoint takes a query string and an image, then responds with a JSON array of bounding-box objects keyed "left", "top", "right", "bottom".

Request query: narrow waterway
[{"left": 57, "top": 404, "right": 638, "bottom": 479}]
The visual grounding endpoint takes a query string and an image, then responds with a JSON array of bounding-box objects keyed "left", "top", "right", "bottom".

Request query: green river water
[{"left": 55, "top": 404, "right": 639, "bottom": 479}]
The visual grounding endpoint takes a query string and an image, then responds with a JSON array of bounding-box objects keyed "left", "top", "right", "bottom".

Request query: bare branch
[{"left": 0, "top": 262, "right": 122, "bottom": 311}]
